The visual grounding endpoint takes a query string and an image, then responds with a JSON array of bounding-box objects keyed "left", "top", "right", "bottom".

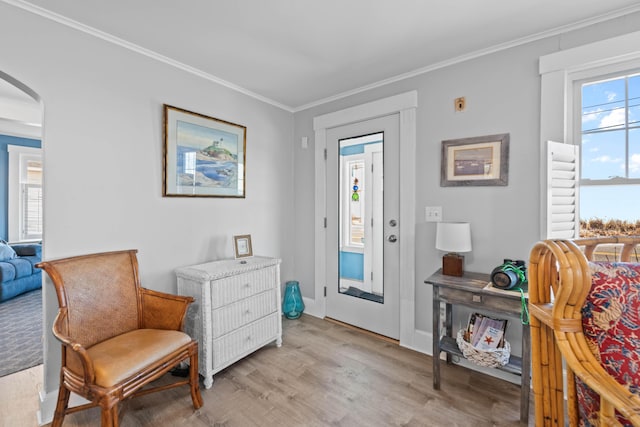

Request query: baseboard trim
[
  {"left": 38, "top": 389, "right": 55, "bottom": 426},
  {"left": 39, "top": 388, "right": 91, "bottom": 426},
  {"left": 301, "top": 295, "right": 323, "bottom": 318}
]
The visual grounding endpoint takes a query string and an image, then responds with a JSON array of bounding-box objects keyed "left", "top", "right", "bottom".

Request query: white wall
[
  {"left": 0, "top": 3, "right": 294, "bottom": 420},
  {"left": 4, "top": 0, "right": 640, "bottom": 420},
  {"left": 293, "top": 11, "right": 640, "bottom": 351}
]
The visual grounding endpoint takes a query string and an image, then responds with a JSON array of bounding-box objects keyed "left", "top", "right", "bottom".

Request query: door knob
[{"left": 387, "top": 235, "right": 398, "bottom": 243}]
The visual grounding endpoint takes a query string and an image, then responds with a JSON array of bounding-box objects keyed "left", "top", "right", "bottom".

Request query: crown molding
[
  {"left": 2, "top": 0, "right": 294, "bottom": 112},
  {"left": 293, "top": 4, "right": 640, "bottom": 112},
  {"left": 5, "top": 0, "right": 640, "bottom": 113}
]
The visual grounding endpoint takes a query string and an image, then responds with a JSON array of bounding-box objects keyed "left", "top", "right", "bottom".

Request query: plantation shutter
[{"left": 545, "top": 141, "right": 580, "bottom": 239}]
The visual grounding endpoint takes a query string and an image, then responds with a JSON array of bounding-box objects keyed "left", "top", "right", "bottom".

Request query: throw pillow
[
  {"left": 0, "top": 242, "right": 17, "bottom": 261},
  {"left": 12, "top": 244, "right": 39, "bottom": 256},
  {"left": 577, "top": 261, "right": 640, "bottom": 427}
]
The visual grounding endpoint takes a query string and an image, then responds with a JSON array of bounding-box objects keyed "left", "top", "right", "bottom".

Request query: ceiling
[{"left": 3, "top": 0, "right": 640, "bottom": 113}]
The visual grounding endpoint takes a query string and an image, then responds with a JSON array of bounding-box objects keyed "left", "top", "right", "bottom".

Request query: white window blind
[
  {"left": 7, "top": 145, "right": 42, "bottom": 242},
  {"left": 546, "top": 141, "right": 580, "bottom": 239}
]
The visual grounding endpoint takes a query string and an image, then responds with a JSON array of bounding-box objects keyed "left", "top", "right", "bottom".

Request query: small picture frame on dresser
[{"left": 233, "top": 234, "right": 253, "bottom": 259}]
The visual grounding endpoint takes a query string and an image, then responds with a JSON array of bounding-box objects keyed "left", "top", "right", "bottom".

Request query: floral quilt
[{"left": 576, "top": 262, "right": 640, "bottom": 427}]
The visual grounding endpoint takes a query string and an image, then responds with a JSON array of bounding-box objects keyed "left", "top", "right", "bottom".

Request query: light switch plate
[{"left": 425, "top": 206, "right": 442, "bottom": 222}]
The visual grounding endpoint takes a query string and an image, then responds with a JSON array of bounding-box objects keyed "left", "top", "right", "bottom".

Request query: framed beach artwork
[
  {"left": 440, "top": 133, "right": 509, "bottom": 187},
  {"left": 163, "top": 105, "right": 246, "bottom": 197}
]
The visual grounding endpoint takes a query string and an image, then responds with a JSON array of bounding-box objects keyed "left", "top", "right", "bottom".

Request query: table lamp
[{"left": 436, "top": 222, "right": 472, "bottom": 276}]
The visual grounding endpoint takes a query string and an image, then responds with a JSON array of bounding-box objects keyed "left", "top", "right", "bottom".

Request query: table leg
[
  {"left": 445, "top": 302, "right": 453, "bottom": 364},
  {"left": 520, "top": 323, "right": 531, "bottom": 424},
  {"left": 432, "top": 286, "right": 440, "bottom": 390}
]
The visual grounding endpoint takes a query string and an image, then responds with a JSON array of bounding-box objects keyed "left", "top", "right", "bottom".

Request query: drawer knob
[
  {"left": 244, "top": 309, "right": 251, "bottom": 315},
  {"left": 244, "top": 283, "right": 251, "bottom": 288},
  {"left": 472, "top": 294, "right": 482, "bottom": 303}
]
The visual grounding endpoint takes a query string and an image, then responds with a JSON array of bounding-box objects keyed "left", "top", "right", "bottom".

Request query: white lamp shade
[{"left": 435, "top": 222, "right": 472, "bottom": 253}]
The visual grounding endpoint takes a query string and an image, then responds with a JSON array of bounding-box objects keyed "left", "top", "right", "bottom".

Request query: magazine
[{"left": 464, "top": 312, "right": 507, "bottom": 350}]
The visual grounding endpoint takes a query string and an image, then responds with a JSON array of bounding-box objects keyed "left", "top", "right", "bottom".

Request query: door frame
[{"left": 311, "top": 91, "right": 417, "bottom": 347}]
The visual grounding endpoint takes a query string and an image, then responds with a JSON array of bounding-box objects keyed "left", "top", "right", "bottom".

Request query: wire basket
[{"left": 455, "top": 329, "right": 511, "bottom": 368}]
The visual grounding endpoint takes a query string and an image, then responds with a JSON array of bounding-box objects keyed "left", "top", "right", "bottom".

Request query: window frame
[
  {"left": 539, "top": 31, "right": 640, "bottom": 239},
  {"left": 7, "top": 145, "right": 43, "bottom": 242}
]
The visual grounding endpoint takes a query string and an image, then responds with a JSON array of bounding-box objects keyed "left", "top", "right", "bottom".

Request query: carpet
[{"left": 0, "top": 288, "right": 43, "bottom": 377}]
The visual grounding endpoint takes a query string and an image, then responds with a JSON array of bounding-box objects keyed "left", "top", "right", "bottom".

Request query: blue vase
[{"left": 282, "top": 281, "right": 304, "bottom": 319}]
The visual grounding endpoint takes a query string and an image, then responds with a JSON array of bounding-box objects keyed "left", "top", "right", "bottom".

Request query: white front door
[{"left": 325, "top": 113, "right": 400, "bottom": 339}]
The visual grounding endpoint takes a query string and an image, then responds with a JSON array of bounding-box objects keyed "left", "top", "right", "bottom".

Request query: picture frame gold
[
  {"left": 233, "top": 234, "right": 253, "bottom": 259},
  {"left": 441, "top": 133, "right": 509, "bottom": 187},
  {"left": 163, "top": 104, "right": 246, "bottom": 197}
]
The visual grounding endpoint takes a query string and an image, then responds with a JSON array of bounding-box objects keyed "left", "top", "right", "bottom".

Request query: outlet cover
[{"left": 425, "top": 206, "right": 442, "bottom": 222}]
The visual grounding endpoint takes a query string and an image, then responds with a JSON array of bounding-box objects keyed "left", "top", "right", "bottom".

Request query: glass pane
[
  {"left": 581, "top": 130, "right": 625, "bottom": 180},
  {"left": 23, "top": 184, "right": 43, "bottom": 239},
  {"left": 631, "top": 128, "right": 640, "bottom": 179},
  {"left": 582, "top": 77, "right": 626, "bottom": 133},
  {"left": 580, "top": 185, "right": 638, "bottom": 222},
  {"left": 629, "top": 74, "right": 640, "bottom": 129},
  {"left": 338, "top": 133, "right": 384, "bottom": 304},
  {"left": 348, "top": 160, "right": 365, "bottom": 246}
]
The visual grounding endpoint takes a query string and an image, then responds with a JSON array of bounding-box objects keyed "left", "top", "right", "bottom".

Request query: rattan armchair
[
  {"left": 529, "top": 237, "right": 640, "bottom": 426},
  {"left": 37, "top": 250, "right": 203, "bottom": 427}
]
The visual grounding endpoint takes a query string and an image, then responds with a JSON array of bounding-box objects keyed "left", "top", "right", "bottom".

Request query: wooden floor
[{"left": 1, "top": 315, "right": 534, "bottom": 426}]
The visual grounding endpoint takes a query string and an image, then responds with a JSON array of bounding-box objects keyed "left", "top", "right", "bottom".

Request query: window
[
  {"left": 7, "top": 145, "right": 42, "bottom": 242},
  {"left": 539, "top": 31, "right": 640, "bottom": 239},
  {"left": 578, "top": 72, "right": 640, "bottom": 236},
  {"left": 345, "top": 159, "right": 365, "bottom": 247}
]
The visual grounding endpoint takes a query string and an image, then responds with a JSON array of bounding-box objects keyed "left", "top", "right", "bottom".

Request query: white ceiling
[{"left": 3, "top": 0, "right": 640, "bottom": 113}]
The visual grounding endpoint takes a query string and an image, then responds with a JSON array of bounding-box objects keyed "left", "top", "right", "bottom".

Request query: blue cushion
[
  {"left": 7, "top": 258, "right": 33, "bottom": 279},
  {"left": 0, "top": 262, "right": 16, "bottom": 282},
  {"left": 0, "top": 271, "right": 41, "bottom": 302},
  {"left": 0, "top": 243, "right": 17, "bottom": 261}
]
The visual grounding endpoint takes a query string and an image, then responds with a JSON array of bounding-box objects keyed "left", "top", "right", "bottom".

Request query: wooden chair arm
[
  {"left": 140, "top": 288, "right": 194, "bottom": 330},
  {"left": 52, "top": 308, "right": 96, "bottom": 385}
]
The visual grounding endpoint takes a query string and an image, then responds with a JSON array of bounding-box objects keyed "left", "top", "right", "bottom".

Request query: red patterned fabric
[{"left": 576, "top": 262, "right": 640, "bottom": 427}]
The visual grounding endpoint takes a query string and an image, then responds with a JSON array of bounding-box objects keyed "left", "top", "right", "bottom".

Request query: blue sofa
[{"left": 0, "top": 243, "right": 42, "bottom": 302}]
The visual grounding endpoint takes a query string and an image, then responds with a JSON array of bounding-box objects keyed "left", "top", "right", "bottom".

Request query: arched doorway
[{"left": 0, "top": 72, "right": 44, "bottom": 379}]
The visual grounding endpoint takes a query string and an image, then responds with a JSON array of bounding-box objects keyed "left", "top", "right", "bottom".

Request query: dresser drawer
[
  {"left": 211, "top": 289, "right": 277, "bottom": 337},
  {"left": 212, "top": 312, "right": 279, "bottom": 370},
  {"left": 211, "top": 266, "right": 277, "bottom": 308}
]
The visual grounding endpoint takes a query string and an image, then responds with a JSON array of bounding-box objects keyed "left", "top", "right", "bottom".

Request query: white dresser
[{"left": 175, "top": 256, "right": 282, "bottom": 389}]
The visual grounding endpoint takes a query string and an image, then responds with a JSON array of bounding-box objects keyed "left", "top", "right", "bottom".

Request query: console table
[{"left": 425, "top": 269, "right": 530, "bottom": 424}]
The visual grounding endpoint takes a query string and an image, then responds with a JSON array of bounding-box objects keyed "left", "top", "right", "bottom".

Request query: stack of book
[{"left": 462, "top": 313, "right": 507, "bottom": 351}]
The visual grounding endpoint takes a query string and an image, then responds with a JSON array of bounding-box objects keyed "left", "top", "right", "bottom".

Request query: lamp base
[{"left": 442, "top": 253, "right": 464, "bottom": 276}]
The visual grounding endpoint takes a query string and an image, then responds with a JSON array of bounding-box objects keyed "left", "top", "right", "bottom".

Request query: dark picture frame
[
  {"left": 441, "top": 133, "right": 509, "bottom": 187},
  {"left": 163, "top": 104, "right": 246, "bottom": 197}
]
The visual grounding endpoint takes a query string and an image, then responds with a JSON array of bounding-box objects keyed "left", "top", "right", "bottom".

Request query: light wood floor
[{"left": 1, "top": 315, "right": 533, "bottom": 426}]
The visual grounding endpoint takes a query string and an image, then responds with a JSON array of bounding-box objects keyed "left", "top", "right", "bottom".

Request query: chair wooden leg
[
  {"left": 101, "top": 404, "right": 119, "bottom": 427},
  {"left": 51, "top": 384, "right": 70, "bottom": 427},
  {"left": 189, "top": 349, "right": 203, "bottom": 409}
]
